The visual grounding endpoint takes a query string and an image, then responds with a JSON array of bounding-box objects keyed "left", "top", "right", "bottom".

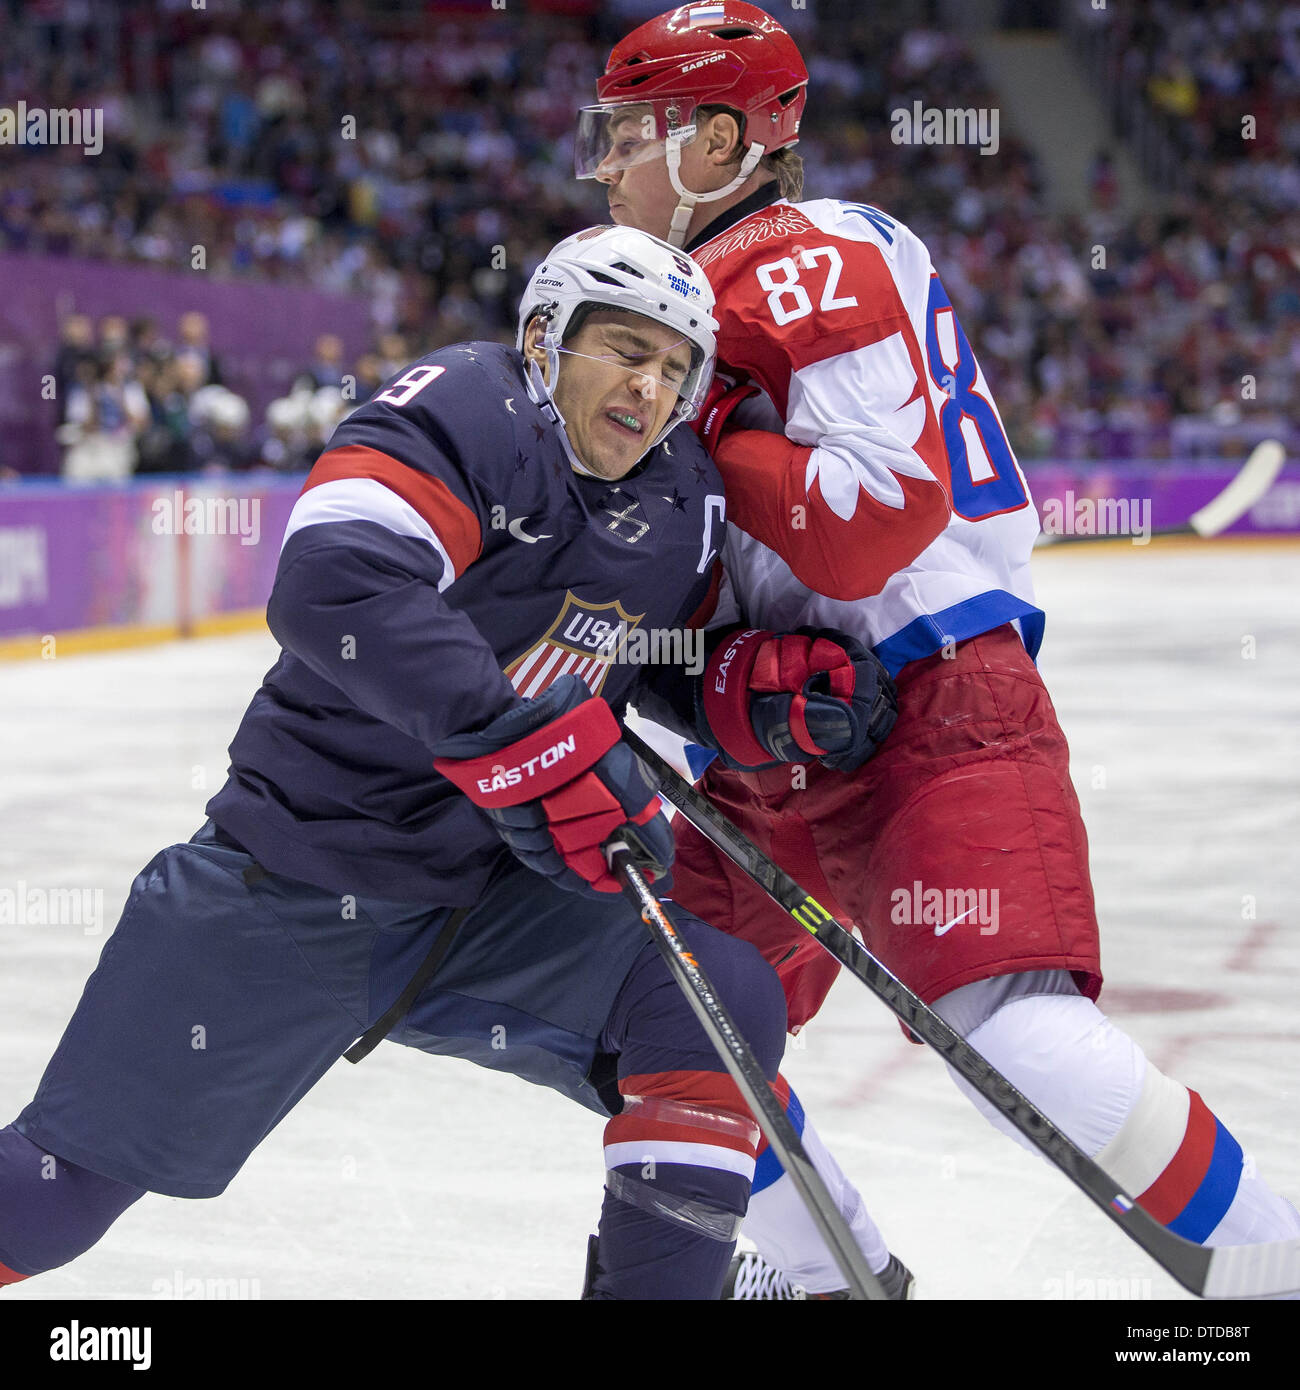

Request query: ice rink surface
[{"left": 2, "top": 540, "right": 1297, "bottom": 1301}]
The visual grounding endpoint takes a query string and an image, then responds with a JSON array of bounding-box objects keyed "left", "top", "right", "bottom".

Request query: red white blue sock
[
  {"left": 590, "top": 914, "right": 788, "bottom": 1297},
  {"left": 742, "top": 1077, "right": 891, "bottom": 1294},
  {"left": 946, "top": 988, "right": 1300, "bottom": 1255},
  {"left": 593, "top": 1068, "right": 760, "bottom": 1299},
  {"left": 1096, "top": 1069, "right": 1300, "bottom": 1248}
]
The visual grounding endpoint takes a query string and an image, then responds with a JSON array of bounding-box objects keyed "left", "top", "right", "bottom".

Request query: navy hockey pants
[{"left": 0, "top": 822, "right": 786, "bottom": 1297}]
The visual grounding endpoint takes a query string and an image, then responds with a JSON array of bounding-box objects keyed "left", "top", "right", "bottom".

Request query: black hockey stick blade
[
  {"left": 606, "top": 841, "right": 887, "bottom": 1301},
  {"left": 1036, "top": 439, "right": 1285, "bottom": 546},
  {"left": 625, "top": 729, "right": 1300, "bottom": 1299}
]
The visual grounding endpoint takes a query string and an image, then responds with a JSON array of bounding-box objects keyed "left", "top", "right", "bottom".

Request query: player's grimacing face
[{"left": 527, "top": 309, "right": 692, "bottom": 479}]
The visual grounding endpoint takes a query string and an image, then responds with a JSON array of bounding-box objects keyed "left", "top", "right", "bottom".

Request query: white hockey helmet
[{"left": 517, "top": 224, "right": 717, "bottom": 452}]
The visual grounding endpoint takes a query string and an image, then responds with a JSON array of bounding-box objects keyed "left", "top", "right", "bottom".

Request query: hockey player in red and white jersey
[{"left": 577, "top": 3, "right": 1300, "bottom": 1297}]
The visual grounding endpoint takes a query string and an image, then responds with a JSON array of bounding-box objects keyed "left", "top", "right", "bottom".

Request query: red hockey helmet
[
  {"left": 595, "top": 3, "right": 808, "bottom": 154},
  {"left": 576, "top": 5, "right": 809, "bottom": 244}
]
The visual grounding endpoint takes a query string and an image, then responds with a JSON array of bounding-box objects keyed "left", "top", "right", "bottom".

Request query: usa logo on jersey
[{"left": 505, "top": 593, "right": 645, "bottom": 699}]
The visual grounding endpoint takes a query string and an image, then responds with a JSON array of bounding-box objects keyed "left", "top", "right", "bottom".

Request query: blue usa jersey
[{"left": 206, "top": 343, "right": 725, "bottom": 902}]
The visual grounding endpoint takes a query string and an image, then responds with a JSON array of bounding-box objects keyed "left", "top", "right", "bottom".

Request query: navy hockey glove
[
  {"left": 432, "top": 674, "right": 673, "bottom": 897},
  {"left": 699, "top": 627, "right": 898, "bottom": 773}
]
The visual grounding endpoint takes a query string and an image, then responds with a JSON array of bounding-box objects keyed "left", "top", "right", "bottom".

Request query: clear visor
[
  {"left": 545, "top": 325, "right": 714, "bottom": 439},
  {"left": 554, "top": 341, "right": 708, "bottom": 420},
  {"left": 574, "top": 99, "right": 700, "bottom": 180}
]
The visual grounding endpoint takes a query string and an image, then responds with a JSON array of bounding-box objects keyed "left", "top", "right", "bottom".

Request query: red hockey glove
[
  {"left": 698, "top": 626, "right": 898, "bottom": 773},
  {"left": 692, "top": 373, "right": 759, "bottom": 454},
  {"left": 433, "top": 674, "right": 672, "bottom": 896}
]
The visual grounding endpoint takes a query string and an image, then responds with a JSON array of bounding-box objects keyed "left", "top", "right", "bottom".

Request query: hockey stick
[
  {"left": 1036, "top": 439, "right": 1285, "bottom": 546},
  {"left": 606, "top": 840, "right": 886, "bottom": 1301},
  {"left": 623, "top": 729, "right": 1300, "bottom": 1299}
]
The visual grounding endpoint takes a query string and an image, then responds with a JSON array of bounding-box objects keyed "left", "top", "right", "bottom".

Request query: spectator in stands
[
  {"left": 134, "top": 353, "right": 188, "bottom": 475},
  {"left": 350, "top": 351, "right": 387, "bottom": 405},
  {"left": 1087, "top": 149, "right": 1119, "bottom": 211},
  {"left": 1147, "top": 54, "right": 1198, "bottom": 121},
  {"left": 294, "top": 333, "right": 346, "bottom": 391},
  {"left": 52, "top": 315, "right": 96, "bottom": 426},
  {"left": 257, "top": 391, "right": 319, "bottom": 473},
  {"left": 97, "top": 317, "right": 130, "bottom": 359},
  {"left": 59, "top": 352, "right": 149, "bottom": 485},
  {"left": 374, "top": 333, "right": 409, "bottom": 382},
  {"left": 136, "top": 355, "right": 205, "bottom": 475},
  {"left": 189, "top": 387, "right": 256, "bottom": 472},
  {"left": 176, "top": 311, "right": 223, "bottom": 387},
  {"left": 129, "top": 317, "right": 171, "bottom": 370}
]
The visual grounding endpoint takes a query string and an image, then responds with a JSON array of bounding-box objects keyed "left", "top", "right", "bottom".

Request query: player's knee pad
[
  {"left": 933, "top": 975, "right": 1145, "bottom": 1158},
  {"left": 0, "top": 1125, "right": 146, "bottom": 1280},
  {"left": 594, "top": 1096, "right": 756, "bottom": 1299},
  {"left": 612, "top": 919, "right": 786, "bottom": 1081},
  {"left": 603, "top": 1168, "right": 747, "bottom": 1242},
  {"left": 604, "top": 1094, "right": 757, "bottom": 1240},
  {"left": 659, "top": 911, "right": 787, "bottom": 1075}
]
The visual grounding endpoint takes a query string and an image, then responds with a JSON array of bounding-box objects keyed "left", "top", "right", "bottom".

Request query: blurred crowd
[
  {"left": 2, "top": 0, "right": 602, "bottom": 361},
  {"left": 1109, "top": 0, "right": 1300, "bottom": 213},
  {"left": 1060, "top": 0, "right": 1300, "bottom": 455},
  {"left": 52, "top": 308, "right": 421, "bottom": 482},
  {"left": 802, "top": 11, "right": 1299, "bottom": 457},
  {"left": 1, "top": 0, "right": 1295, "bottom": 472}
]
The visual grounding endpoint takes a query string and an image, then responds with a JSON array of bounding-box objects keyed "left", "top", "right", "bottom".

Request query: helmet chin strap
[
  {"left": 664, "top": 130, "right": 766, "bottom": 249},
  {"left": 524, "top": 352, "right": 596, "bottom": 476}
]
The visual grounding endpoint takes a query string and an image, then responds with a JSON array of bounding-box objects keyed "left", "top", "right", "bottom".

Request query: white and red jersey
[{"left": 689, "top": 196, "right": 1043, "bottom": 673}]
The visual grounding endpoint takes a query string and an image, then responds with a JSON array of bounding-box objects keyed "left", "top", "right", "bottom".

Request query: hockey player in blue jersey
[{"left": 0, "top": 226, "right": 898, "bottom": 1299}]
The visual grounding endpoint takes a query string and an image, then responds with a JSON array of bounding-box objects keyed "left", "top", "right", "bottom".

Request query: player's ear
[
  {"left": 523, "top": 314, "right": 550, "bottom": 383},
  {"left": 703, "top": 111, "right": 743, "bottom": 167}
]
